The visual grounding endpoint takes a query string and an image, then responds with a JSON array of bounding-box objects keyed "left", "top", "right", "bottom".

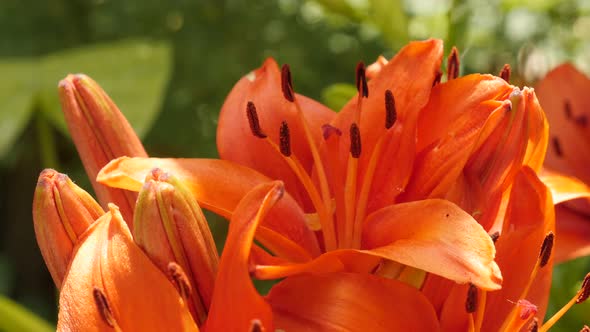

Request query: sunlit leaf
[
  {"left": 37, "top": 39, "right": 171, "bottom": 138},
  {"left": 0, "top": 294, "right": 54, "bottom": 332},
  {"left": 0, "top": 58, "right": 36, "bottom": 158}
]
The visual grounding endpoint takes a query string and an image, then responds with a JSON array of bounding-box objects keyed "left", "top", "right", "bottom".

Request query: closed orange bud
[
  {"left": 133, "top": 168, "right": 219, "bottom": 325},
  {"left": 58, "top": 74, "right": 148, "bottom": 226},
  {"left": 32, "top": 169, "right": 104, "bottom": 289}
]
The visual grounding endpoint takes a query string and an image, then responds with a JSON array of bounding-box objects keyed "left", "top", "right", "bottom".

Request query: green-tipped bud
[
  {"left": 134, "top": 168, "right": 219, "bottom": 325},
  {"left": 32, "top": 169, "right": 104, "bottom": 289}
]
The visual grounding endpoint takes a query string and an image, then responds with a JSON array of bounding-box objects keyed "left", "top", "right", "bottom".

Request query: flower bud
[
  {"left": 133, "top": 168, "right": 219, "bottom": 325},
  {"left": 58, "top": 74, "right": 148, "bottom": 226},
  {"left": 32, "top": 169, "right": 104, "bottom": 289}
]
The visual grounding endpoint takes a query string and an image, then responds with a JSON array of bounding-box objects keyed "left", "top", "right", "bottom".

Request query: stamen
[
  {"left": 528, "top": 318, "right": 539, "bottom": 332},
  {"left": 465, "top": 284, "right": 478, "bottom": 313},
  {"left": 385, "top": 90, "right": 397, "bottom": 129},
  {"left": 490, "top": 231, "right": 500, "bottom": 243},
  {"left": 356, "top": 62, "right": 369, "bottom": 98},
  {"left": 564, "top": 100, "right": 572, "bottom": 119},
  {"left": 168, "top": 262, "right": 192, "bottom": 301},
  {"left": 540, "top": 273, "right": 590, "bottom": 332},
  {"left": 447, "top": 47, "right": 460, "bottom": 80},
  {"left": 350, "top": 123, "right": 361, "bottom": 158},
  {"left": 432, "top": 69, "right": 442, "bottom": 87},
  {"left": 539, "top": 232, "right": 554, "bottom": 268},
  {"left": 93, "top": 287, "right": 116, "bottom": 328},
  {"left": 500, "top": 299, "right": 537, "bottom": 332},
  {"left": 281, "top": 64, "right": 295, "bottom": 102},
  {"left": 246, "top": 102, "right": 267, "bottom": 138},
  {"left": 499, "top": 64, "right": 511, "bottom": 83},
  {"left": 552, "top": 137, "right": 563, "bottom": 157},
  {"left": 250, "top": 319, "right": 264, "bottom": 332},
  {"left": 279, "top": 121, "right": 291, "bottom": 157},
  {"left": 577, "top": 273, "right": 590, "bottom": 303}
]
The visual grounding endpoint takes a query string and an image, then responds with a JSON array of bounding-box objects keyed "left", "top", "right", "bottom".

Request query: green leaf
[
  {"left": 0, "top": 58, "right": 36, "bottom": 158},
  {"left": 37, "top": 39, "right": 171, "bottom": 139},
  {"left": 321, "top": 83, "right": 357, "bottom": 111},
  {"left": 311, "top": 0, "right": 366, "bottom": 22},
  {"left": 368, "top": 0, "right": 408, "bottom": 48},
  {"left": 0, "top": 295, "right": 54, "bottom": 332}
]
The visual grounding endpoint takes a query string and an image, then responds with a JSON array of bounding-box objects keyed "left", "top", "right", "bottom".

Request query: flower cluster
[{"left": 33, "top": 40, "right": 590, "bottom": 331}]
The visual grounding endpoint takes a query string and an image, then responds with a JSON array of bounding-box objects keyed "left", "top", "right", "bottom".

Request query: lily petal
[
  {"left": 540, "top": 168, "right": 590, "bottom": 204},
  {"left": 404, "top": 74, "right": 512, "bottom": 201},
  {"left": 267, "top": 272, "right": 440, "bottom": 331},
  {"left": 553, "top": 205, "right": 590, "bottom": 263},
  {"left": 217, "top": 57, "right": 335, "bottom": 206},
  {"left": 98, "top": 157, "right": 320, "bottom": 257},
  {"left": 482, "top": 167, "right": 555, "bottom": 331},
  {"left": 330, "top": 39, "right": 443, "bottom": 210},
  {"left": 362, "top": 199, "right": 502, "bottom": 290},
  {"left": 57, "top": 205, "right": 198, "bottom": 331},
  {"left": 205, "top": 182, "right": 285, "bottom": 331},
  {"left": 536, "top": 63, "right": 590, "bottom": 185}
]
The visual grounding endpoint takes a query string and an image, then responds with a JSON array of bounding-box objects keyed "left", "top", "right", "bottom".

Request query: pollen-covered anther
[
  {"left": 250, "top": 319, "right": 264, "bottom": 332},
  {"left": 350, "top": 123, "right": 361, "bottom": 158},
  {"left": 279, "top": 121, "right": 292, "bottom": 157},
  {"left": 384, "top": 89, "right": 397, "bottom": 129},
  {"left": 447, "top": 46, "right": 460, "bottom": 80},
  {"left": 499, "top": 64, "right": 511, "bottom": 83},
  {"left": 246, "top": 101, "right": 267, "bottom": 138},
  {"left": 465, "top": 283, "right": 478, "bottom": 313},
  {"left": 539, "top": 231, "right": 554, "bottom": 268},
  {"left": 489, "top": 231, "right": 500, "bottom": 243},
  {"left": 168, "top": 262, "right": 193, "bottom": 301},
  {"left": 356, "top": 61, "right": 369, "bottom": 98},
  {"left": 93, "top": 287, "right": 116, "bottom": 328},
  {"left": 552, "top": 137, "right": 563, "bottom": 157},
  {"left": 281, "top": 64, "right": 295, "bottom": 102},
  {"left": 576, "top": 273, "right": 590, "bottom": 304},
  {"left": 528, "top": 318, "right": 539, "bottom": 332}
]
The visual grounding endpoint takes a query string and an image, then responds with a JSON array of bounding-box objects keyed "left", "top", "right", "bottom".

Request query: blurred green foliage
[{"left": 0, "top": 0, "right": 589, "bottom": 330}]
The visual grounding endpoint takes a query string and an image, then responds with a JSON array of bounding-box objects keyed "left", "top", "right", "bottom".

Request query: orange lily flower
[
  {"left": 99, "top": 39, "right": 505, "bottom": 293},
  {"left": 535, "top": 63, "right": 590, "bottom": 262}
]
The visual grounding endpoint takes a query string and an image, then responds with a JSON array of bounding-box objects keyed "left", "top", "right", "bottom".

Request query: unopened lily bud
[
  {"left": 58, "top": 74, "right": 148, "bottom": 226},
  {"left": 32, "top": 169, "right": 104, "bottom": 289},
  {"left": 134, "top": 168, "right": 219, "bottom": 325}
]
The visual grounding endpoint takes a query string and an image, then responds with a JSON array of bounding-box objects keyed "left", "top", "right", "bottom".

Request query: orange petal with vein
[
  {"left": 205, "top": 182, "right": 284, "bottom": 331},
  {"left": 267, "top": 272, "right": 440, "bottom": 331},
  {"left": 362, "top": 199, "right": 502, "bottom": 290},
  {"left": 57, "top": 205, "right": 198, "bottom": 331},
  {"left": 98, "top": 157, "right": 320, "bottom": 257}
]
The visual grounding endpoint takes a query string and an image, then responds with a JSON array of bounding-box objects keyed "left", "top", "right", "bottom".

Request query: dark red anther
[
  {"left": 168, "top": 262, "right": 192, "bottom": 300},
  {"left": 356, "top": 62, "right": 369, "bottom": 98},
  {"left": 465, "top": 284, "right": 478, "bottom": 313},
  {"left": 539, "top": 232, "right": 554, "bottom": 268},
  {"left": 577, "top": 273, "right": 590, "bottom": 304},
  {"left": 350, "top": 123, "right": 361, "bottom": 158},
  {"left": 499, "top": 64, "right": 511, "bottom": 83},
  {"left": 246, "top": 101, "right": 267, "bottom": 138},
  {"left": 93, "top": 287, "right": 116, "bottom": 327},
  {"left": 281, "top": 64, "right": 295, "bottom": 102},
  {"left": 385, "top": 90, "right": 397, "bottom": 129},
  {"left": 279, "top": 121, "right": 292, "bottom": 157},
  {"left": 489, "top": 231, "right": 500, "bottom": 243},
  {"left": 447, "top": 47, "right": 460, "bottom": 80}
]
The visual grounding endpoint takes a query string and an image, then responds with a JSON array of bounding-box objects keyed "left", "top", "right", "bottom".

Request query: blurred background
[{"left": 1, "top": 0, "right": 589, "bottom": 330}]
